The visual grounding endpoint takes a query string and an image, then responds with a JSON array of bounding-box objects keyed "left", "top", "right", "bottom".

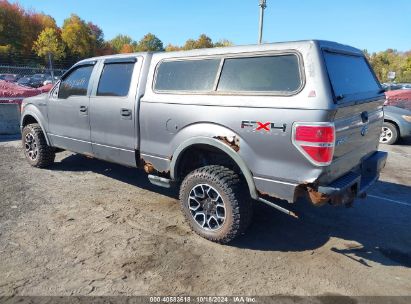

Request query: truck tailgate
[{"left": 320, "top": 99, "right": 384, "bottom": 184}]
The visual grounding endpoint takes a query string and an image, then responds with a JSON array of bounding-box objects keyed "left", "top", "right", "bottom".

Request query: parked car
[
  {"left": 382, "top": 83, "right": 411, "bottom": 91},
  {"left": 0, "top": 73, "right": 20, "bottom": 82},
  {"left": 16, "top": 75, "right": 32, "bottom": 87},
  {"left": 29, "top": 74, "right": 48, "bottom": 88},
  {"left": 20, "top": 40, "right": 387, "bottom": 243},
  {"left": 381, "top": 106, "right": 411, "bottom": 144},
  {"left": 15, "top": 74, "right": 49, "bottom": 88}
]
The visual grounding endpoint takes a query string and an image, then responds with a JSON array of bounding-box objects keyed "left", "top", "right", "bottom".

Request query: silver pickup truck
[{"left": 21, "top": 40, "right": 387, "bottom": 243}]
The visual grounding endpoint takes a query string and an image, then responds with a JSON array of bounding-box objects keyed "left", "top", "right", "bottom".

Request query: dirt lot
[{"left": 0, "top": 136, "right": 410, "bottom": 296}]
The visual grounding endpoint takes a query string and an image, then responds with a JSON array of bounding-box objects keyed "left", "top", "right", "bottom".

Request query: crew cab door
[
  {"left": 89, "top": 57, "right": 141, "bottom": 167},
  {"left": 48, "top": 62, "right": 97, "bottom": 155}
]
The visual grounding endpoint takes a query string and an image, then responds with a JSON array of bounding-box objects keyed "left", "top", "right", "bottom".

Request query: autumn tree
[
  {"left": 195, "top": 34, "right": 213, "bottom": 49},
  {"left": 120, "top": 44, "right": 134, "bottom": 53},
  {"left": 33, "top": 27, "right": 65, "bottom": 60},
  {"left": 368, "top": 49, "right": 411, "bottom": 83},
  {"left": 61, "top": 14, "right": 95, "bottom": 58},
  {"left": 21, "top": 13, "right": 57, "bottom": 57},
  {"left": 88, "top": 22, "right": 105, "bottom": 54},
  {"left": 109, "top": 34, "right": 134, "bottom": 53},
  {"left": 182, "top": 39, "right": 197, "bottom": 50},
  {"left": 95, "top": 41, "right": 115, "bottom": 56},
  {"left": 0, "top": 1, "right": 25, "bottom": 54},
  {"left": 135, "top": 33, "right": 164, "bottom": 52},
  {"left": 183, "top": 34, "right": 214, "bottom": 50},
  {"left": 165, "top": 44, "right": 182, "bottom": 52}
]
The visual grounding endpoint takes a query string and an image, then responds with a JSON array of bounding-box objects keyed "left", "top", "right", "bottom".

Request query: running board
[
  {"left": 148, "top": 175, "right": 171, "bottom": 188},
  {"left": 258, "top": 197, "right": 299, "bottom": 218}
]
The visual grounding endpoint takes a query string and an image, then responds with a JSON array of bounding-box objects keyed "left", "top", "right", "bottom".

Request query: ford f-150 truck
[{"left": 20, "top": 40, "right": 387, "bottom": 243}]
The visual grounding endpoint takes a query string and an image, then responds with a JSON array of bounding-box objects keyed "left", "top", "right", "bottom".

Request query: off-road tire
[
  {"left": 380, "top": 121, "right": 399, "bottom": 145},
  {"left": 22, "top": 123, "right": 55, "bottom": 168},
  {"left": 179, "top": 165, "right": 252, "bottom": 243}
]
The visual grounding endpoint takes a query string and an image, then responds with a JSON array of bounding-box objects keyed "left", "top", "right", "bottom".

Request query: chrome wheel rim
[
  {"left": 188, "top": 184, "right": 226, "bottom": 231},
  {"left": 380, "top": 126, "right": 393, "bottom": 143},
  {"left": 24, "top": 133, "right": 38, "bottom": 160}
]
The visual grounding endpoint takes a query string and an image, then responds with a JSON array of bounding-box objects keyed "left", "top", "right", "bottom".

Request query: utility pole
[{"left": 258, "top": 0, "right": 267, "bottom": 44}]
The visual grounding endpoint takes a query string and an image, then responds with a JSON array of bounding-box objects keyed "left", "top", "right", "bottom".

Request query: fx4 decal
[{"left": 241, "top": 121, "right": 287, "bottom": 132}]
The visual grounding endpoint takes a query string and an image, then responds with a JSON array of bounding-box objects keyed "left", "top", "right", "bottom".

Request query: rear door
[
  {"left": 48, "top": 62, "right": 97, "bottom": 154},
  {"left": 321, "top": 50, "right": 385, "bottom": 182},
  {"left": 89, "top": 57, "right": 140, "bottom": 167}
]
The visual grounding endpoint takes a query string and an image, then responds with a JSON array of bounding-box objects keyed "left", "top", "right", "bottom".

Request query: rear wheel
[
  {"left": 380, "top": 122, "right": 399, "bottom": 145},
  {"left": 179, "top": 165, "right": 252, "bottom": 243},
  {"left": 22, "top": 123, "right": 55, "bottom": 167}
]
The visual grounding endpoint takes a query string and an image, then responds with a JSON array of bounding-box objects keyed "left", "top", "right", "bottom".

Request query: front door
[
  {"left": 89, "top": 57, "right": 140, "bottom": 166},
  {"left": 48, "top": 63, "right": 96, "bottom": 155}
]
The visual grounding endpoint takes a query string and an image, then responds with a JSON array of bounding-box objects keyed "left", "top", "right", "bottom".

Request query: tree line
[
  {"left": 365, "top": 49, "right": 411, "bottom": 83},
  {"left": 0, "top": 1, "right": 232, "bottom": 68},
  {"left": 1, "top": 0, "right": 410, "bottom": 83}
]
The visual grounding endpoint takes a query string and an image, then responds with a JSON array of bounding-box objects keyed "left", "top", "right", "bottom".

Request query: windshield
[{"left": 323, "top": 51, "right": 380, "bottom": 100}]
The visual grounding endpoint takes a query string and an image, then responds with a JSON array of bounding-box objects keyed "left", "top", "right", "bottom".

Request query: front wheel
[
  {"left": 179, "top": 165, "right": 252, "bottom": 243},
  {"left": 22, "top": 123, "right": 55, "bottom": 168},
  {"left": 380, "top": 122, "right": 399, "bottom": 145}
]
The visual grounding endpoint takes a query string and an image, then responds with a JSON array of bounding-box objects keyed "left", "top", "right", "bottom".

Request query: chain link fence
[
  {"left": 0, "top": 65, "right": 66, "bottom": 87},
  {"left": 0, "top": 65, "right": 68, "bottom": 105}
]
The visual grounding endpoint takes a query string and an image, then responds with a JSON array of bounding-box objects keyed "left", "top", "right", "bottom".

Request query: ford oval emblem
[{"left": 361, "top": 125, "right": 369, "bottom": 136}]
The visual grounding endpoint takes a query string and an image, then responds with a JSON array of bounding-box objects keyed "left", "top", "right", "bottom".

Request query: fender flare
[
  {"left": 21, "top": 111, "right": 51, "bottom": 146},
  {"left": 169, "top": 136, "right": 258, "bottom": 199}
]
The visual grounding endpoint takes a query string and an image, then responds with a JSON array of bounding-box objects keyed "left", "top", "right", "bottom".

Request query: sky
[{"left": 15, "top": 0, "right": 411, "bottom": 52}]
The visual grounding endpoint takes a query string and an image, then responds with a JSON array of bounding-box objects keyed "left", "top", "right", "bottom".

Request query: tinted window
[
  {"left": 217, "top": 55, "right": 301, "bottom": 92},
  {"left": 323, "top": 52, "right": 380, "bottom": 98},
  {"left": 58, "top": 65, "right": 94, "bottom": 99},
  {"left": 155, "top": 59, "right": 220, "bottom": 91},
  {"left": 97, "top": 62, "right": 135, "bottom": 96}
]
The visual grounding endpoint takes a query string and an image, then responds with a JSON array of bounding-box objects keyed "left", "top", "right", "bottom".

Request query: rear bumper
[{"left": 309, "top": 151, "right": 387, "bottom": 206}]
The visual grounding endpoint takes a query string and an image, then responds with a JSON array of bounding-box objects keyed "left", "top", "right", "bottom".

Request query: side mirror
[{"left": 50, "top": 81, "right": 61, "bottom": 99}]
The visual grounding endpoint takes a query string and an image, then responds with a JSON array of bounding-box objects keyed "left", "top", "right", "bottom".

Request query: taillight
[{"left": 292, "top": 123, "right": 335, "bottom": 166}]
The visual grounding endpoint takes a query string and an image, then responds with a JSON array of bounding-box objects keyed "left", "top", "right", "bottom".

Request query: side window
[
  {"left": 58, "top": 65, "right": 94, "bottom": 99},
  {"left": 97, "top": 62, "right": 135, "bottom": 97},
  {"left": 217, "top": 55, "right": 301, "bottom": 93},
  {"left": 154, "top": 59, "right": 220, "bottom": 92}
]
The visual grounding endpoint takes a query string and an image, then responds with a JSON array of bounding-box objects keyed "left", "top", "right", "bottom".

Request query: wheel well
[
  {"left": 384, "top": 119, "right": 400, "bottom": 135},
  {"left": 22, "top": 115, "right": 38, "bottom": 127},
  {"left": 175, "top": 144, "right": 242, "bottom": 182}
]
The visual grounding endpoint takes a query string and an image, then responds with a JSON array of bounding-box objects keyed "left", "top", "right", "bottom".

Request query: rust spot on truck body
[
  {"left": 214, "top": 136, "right": 240, "bottom": 152},
  {"left": 143, "top": 162, "right": 155, "bottom": 174},
  {"left": 307, "top": 187, "right": 330, "bottom": 206},
  {"left": 140, "top": 158, "right": 170, "bottom": 177}
]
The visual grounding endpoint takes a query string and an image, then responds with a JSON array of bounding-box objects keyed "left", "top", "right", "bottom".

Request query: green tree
[
  {"left": 135, "top": 33, "right": 164, "bottom": 52},
  {"left": 195, "top": 34, "right": 213, "bottom": 49},
  {"left": 182, "top": 39, "right": 197, "bottom": 50},
  {"left": 109, "top": 34, "right": 133, "bottom": 53},
  {"left": 183, "top": 34, "right": 214, "bottom": 50},
  {"left": 368, "top": 49, "right": 410, "bottom": 83},
  {"left": 214, "top": 39, "right": 234, "bottom": 48},
  {"left": 61, "top": 14, "right": 95, "bottom": 58},
  {"left": 33, "top": 27, "right": 65, "bottom": 60}
]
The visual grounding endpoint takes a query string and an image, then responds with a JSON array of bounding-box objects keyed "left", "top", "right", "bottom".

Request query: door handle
[
  {"left": 79, "top": 105, "right": 88, "bottom": 113},
  {"left": 120, "top": 108, "right": 132, "bottom": 117}
]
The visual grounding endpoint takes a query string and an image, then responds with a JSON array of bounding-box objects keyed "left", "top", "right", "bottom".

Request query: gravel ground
[{"left": 0, "top": 136, "right": 410, "bottom": 296}]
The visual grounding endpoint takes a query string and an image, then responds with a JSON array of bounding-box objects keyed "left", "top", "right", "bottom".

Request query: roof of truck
[{"left": 77, "top": 40, "right": 362, "bottom": 65}]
